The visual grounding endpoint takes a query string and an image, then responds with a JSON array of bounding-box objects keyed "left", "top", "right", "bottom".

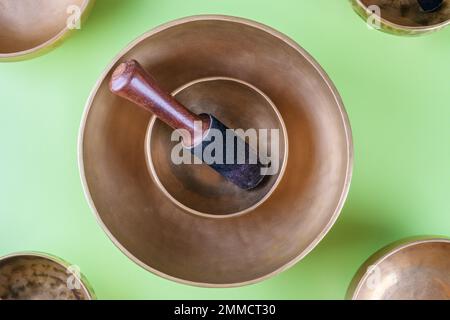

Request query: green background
[{"left": 0, "top": 0, "right": 449, "bottom": 300}]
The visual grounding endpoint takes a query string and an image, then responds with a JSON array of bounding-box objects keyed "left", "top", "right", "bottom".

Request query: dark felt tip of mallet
[
  {"left": 109, "top": 60, "right": 266, "bottom": 190},
  {"left": 190, "top": 114, "right": 266, "bottom": 190},
  {"left": 417, "top": 0, "right": 444, "bottom": 12}
]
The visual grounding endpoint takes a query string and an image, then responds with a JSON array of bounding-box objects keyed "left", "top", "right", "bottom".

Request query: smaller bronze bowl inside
[
  {"left": 0, "top": 252, "right": 95, "bottom": 300},
  {"left": 351, "top": 0, "right": 450, "bottom": 35},
  {"left": 146, "top": 77, "right": 288, "bottom": 217},
  {"left": 347, "top": 237, "right": 450, "bottom": 300},
  {"left": 0, "top": 0, "right": 95, "bottom": 61}
]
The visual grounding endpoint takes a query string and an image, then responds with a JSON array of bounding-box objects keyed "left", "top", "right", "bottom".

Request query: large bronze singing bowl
[
  {"left": 0, "top": 0, "right": 95, "bottom": 61},
  {"left": 351, "top": 0, "right": 450, "bottom": 35},
  {"left": 79, "top": 15, "right": 353, "bottom": 287},
  {"left": 347, "top": 238, "right": 450, "bottom": 300},
  {"left": 0, "top": 252, "right": 95, "bottom": 300}
]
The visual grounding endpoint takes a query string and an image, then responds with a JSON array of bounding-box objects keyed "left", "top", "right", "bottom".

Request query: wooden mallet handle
[
  {"left": 109, "top": 60, "right": 210, "bottom": 146},
  {"left": 109, "top": 60, "right": 266, "bottom": 190}
]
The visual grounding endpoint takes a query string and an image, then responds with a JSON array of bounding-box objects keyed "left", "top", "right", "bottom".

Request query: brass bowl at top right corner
[{"left": 351, "top": 0, "right": 450, "bottom": 35}]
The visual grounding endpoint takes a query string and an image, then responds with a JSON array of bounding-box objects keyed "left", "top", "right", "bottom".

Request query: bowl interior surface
[
  {"left": 147, "top": 78, "right": 287, "bottom": 216},
  {"left": 81, "top": 17, "right": 352, "bottom": 286},
  {"left": 0, "top": 255, "right": 90, "bottom": 300},
  {"left": 0, "top": 0, "right": 86, "bottom": 54},
  {"left": 360, "top": 0, "right": 450, "bottom": 27},
  {"left": 354, "top": 240, "right": 450, "bottom": 300}
]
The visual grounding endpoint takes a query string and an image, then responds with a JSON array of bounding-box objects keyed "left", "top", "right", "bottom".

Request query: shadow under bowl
[
  {"left": 0, "top": 252, "right": 95, "bottom": 300},
  {"left": 79, "top": 15, "right": 353, "bottom": 287},
  {"left": 0, "top": 0, "right": 95, "bottom": 61},
  {"left": 347, "top": 237, "right": 450, "bottom": 300}
]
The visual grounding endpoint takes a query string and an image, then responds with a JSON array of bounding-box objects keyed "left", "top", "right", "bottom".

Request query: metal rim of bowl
[
  {"left": 78, "top": 14, "right": 354, "bottom": 287},
  {"left": 0, "top": 0, "right": 95, "bottom": 62},
  {"left": 353, "top": 0, "right": 450, "bottom": 33},
  {"left": 144, "top": 76, "right": 289, "bottom": 219},
  {"left": 0, "top": 251, "right": 96, "bottom": 300},
  {"left": 346, "top": 236, "right": 450, "bottom": 300}
]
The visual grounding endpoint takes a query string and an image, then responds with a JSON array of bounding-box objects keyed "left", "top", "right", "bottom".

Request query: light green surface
[{"left": 0, "top": 0, "right": 449, "bottom": 300}]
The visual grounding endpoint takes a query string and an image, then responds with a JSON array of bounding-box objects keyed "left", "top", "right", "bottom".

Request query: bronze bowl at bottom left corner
[{"left": 0, "top": 252, "right": 95, "bottom": 300}]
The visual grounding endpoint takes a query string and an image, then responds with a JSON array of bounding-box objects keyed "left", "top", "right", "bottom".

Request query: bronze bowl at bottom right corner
[{"left": 347, "top": 237, "right": 450, "bottom": 300}]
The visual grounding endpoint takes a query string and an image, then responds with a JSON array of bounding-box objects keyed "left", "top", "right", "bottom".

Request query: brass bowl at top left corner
[{"left": 0, "top": 0, "right": 95, "bottom": 62}]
